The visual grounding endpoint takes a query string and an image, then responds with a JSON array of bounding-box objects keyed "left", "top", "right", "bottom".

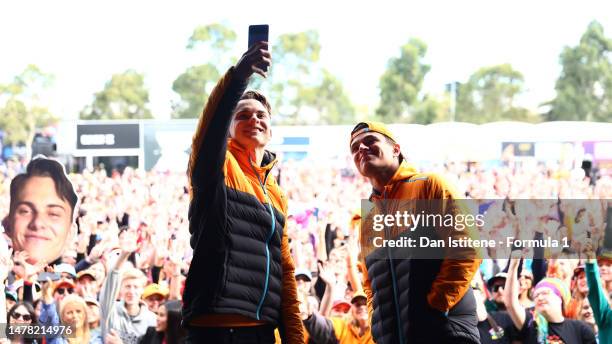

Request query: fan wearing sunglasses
[
  {"left": 53, "top": 280, "right": 76, "bottom": 303},
  {"left": 6, "top": 301, "right": 39, "bottom": 344}
]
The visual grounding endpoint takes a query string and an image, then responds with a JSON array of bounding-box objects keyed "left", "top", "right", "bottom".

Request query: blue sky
[{"left": 1, "top": 0, "right": 611, "bottom": 120}]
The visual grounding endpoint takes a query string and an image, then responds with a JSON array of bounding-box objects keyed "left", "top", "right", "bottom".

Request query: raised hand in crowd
[
  {"left": 20, "top": 251, "right": 46, "bottom": 283},
  {"left": 318, "top": 260, "right": 336, "bottom": 287},
  {"left": 106, "top": 329, "right": 124, "bottom": 344},
  {"left": 87, "top": 240, "right": 106, "bottom": 265},
  {"left": 0, "top": 247, "right": 12, "bottom": 283},
  {"left": 318, "top": 260, "right": 336, "bottom": 317},
  {"left": 41, "top": 277, "right": 54, "bottom": 305},
  {"left": 119, "top": 228, "right": 138, "bottom": 254}
]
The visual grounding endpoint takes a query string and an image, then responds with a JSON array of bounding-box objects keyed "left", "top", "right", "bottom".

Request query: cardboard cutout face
[{"left": 6, "top": 156, "right": 78, "bottom": 266}]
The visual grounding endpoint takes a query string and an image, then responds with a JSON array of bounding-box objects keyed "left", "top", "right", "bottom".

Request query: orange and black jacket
[
  {"left": 183, "top": 67, "right": 304, "bottom": 343},
  {"left": 359, "top": 161, "right": 482, "bottom": 344}
]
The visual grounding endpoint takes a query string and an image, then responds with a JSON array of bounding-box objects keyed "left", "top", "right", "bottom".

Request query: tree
[
  {"left": 265, "top": 30, "right": 322, "bottom": 123},
  {"left": 455, "top": 64, "right": 532, "bottom": 123},
  {"left": 80, "top": 69, "right": 152, "bottom": 120},
  {"left": 546, "top": 21, "right": 612, "bottom": 122},
  {"left": 376, "top": 38, "right": 430, "bottom": 123},
  {"left": 171, "top": 24, "right": 237, "bottom": 118},
  {"left": 300, "top": 69, "right": 355, "bottom": 124},
  {"left": 171, "top": 64, "right": 220, "bottom": 119},
  {"left": 261, "top": 30, "right": 355, "bottom": 124},
  {"left": 0, "top": 65, "right": 58, "bottom": 159},
  {"left": 412, "top": 94, "right": 448, "bottom": 124}
]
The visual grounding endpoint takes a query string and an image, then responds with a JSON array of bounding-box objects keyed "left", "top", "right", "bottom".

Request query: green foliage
[
  {"left": 80, "top": 70, "right": 152, "bottom": 120},
  {"left": 266, "top": 30, "right": 322, "bottom": 123},
  {"left": 546, "top": 21, "right": 612, "bottom": 122},
  {"left": 187, "top": 23, "right": 237, "bottom": 52},
  {"left": 171, "top": 64, "right": 220, "bottom": 118},
  {"left": 455, "top": 64, "right": 531, "bottom": 123},
  {"left": 0, "top": 65, "right": 58, "bottom": 148},
  {"left": 273, "top": 30, "right": 321, "bottom": 73},
  {"left": 299, "top": 70, "right": 355, "bottom": 124},
  {"left": 172, "top": 24, "right": 237, "bottom": 118},
  {"left": 253, "top": 30, "right": 355, "bottom": 124},
  {"left": 376, "top": 38, "right": 430, "bottom": 123},
  {"left": 412, "top": 95, "right": 447, "bottom": 124}
]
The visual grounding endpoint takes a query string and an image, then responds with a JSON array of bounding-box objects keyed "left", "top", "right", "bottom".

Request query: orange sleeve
[
  {"left": 362, "top": 264, "right": 375, "bottom": 325},
  {"left": 187, "top": 67, "right": 234, "bottom": 191},
  {"left": 425, "top": 175, "right": 482, "bottom": 312},
  {"left": 280, "top": 230, "right": 306, "bottom": 343}
]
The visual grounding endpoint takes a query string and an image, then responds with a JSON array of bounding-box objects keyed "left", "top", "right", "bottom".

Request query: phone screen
[
  {"left": 248, "top": 25, "right": 269, "bottom": 49},
  {"left": 37, "top": 272, "right": 61, "bottom": 283}
]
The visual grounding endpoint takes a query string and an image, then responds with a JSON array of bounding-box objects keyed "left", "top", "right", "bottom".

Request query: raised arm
[
  {"left": 99, "top": 229, "right": 138, "bottom": 337},
  {"left": 584, "top": 242, "right": 612, "bottom": 330},
  {"left": 188, "top": 42, "right": 271, "bottom": 191},
  {"left": 0, "top": 249, "right": 10, "bottom": 325},
  {"left": 503, "top": 251, "right": 526, "bottom": 331},
  {"left": 317, "top": 261, "right": 336, "bottom": 317}
]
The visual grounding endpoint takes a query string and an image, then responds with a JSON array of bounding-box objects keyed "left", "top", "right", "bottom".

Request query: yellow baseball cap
[
  {"left": 142, "top": 283, "right": 169, "bottom": 299},
  {"left": 350, "top": 121, "right": 404, "bottom": 161},
  {"left": 350, "top": 121, "right": 397, "bottom": 146}
]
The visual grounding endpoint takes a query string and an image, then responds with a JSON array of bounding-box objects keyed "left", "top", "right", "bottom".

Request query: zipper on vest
[
  {"left": 250, "top": 159, "right": 276, "bottom": 321},
  {"left": 382, "top": 190, "right": 406, "bottom": 344}
]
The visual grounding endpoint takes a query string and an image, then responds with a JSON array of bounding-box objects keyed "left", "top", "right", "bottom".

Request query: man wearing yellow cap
[{"left": 349, "top": 121, "right": 481, "bottom": 344}]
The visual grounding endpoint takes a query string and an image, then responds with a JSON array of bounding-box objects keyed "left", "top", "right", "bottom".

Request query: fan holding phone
[{"left": 183, "top": 25, "right": 304, "bottom": 343}]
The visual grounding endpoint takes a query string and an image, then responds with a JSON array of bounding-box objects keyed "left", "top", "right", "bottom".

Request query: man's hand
[
  {"left": 106, "top": 329, "right": 123, "bottom": 344},
  {"left": 18, "top": 252, "right": 45, "bottom": 282},
  {"left": 318, "top": 261, "right": 336, "bottom": 286},
  {"left": 583, "top": 241, "right": 596, "bottom": 262},
  {"left": 119, "top": 229, "right": 138, "bottom": 254},
  {"left": 234, "top": 42, "right": 271, "bottom": 80},
  {"left": 87, "top": 242, "right": 106, "bottom": 264},
  {"left": 42, "top": 278, "right": 54, "bottom": 304}
]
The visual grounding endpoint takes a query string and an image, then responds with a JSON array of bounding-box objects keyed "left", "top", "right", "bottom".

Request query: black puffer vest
[
  {"left": 366, "top": 252, "right": 479, "bottom": 344},
  {"left": 183, "top": 146, "right": 286, "bottom": 325}
]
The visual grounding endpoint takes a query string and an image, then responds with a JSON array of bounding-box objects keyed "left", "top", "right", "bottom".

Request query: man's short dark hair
[
  {"left": 9, "top": 157, "right": 78, "bottom": 220},
  {"left": 240, "top": 90, "right": 272, "bottom": 116}
]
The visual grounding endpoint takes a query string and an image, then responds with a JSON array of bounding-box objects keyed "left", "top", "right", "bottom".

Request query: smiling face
[
  {"left": 519, "top": 273, "right": 533, "bottom": 292},
  {"left": 9, "top": 305, "right": 33, "bottom": 324},
  {"left": 155, "top": 305, "right": 168, "bottom": 332},
  {"left": 575, "top": 271, "right": 588, "bottom": 294},
  {"left": 579, "top": 299, "right": 595, "bottom": 325},
  {"left": 599, "top": 260, "right": 612, "bottom": 282},
  {"left": 534, "top": 287, "right": 562, "bottom": 316},
  {"left": 229, "top": 99, "right": 272, "bottom": 151},
  {"left": 86, "top": 303, "right": 100, "bottom": 324},
  {"left": 145, "top": 294, "right": 165, "bottom": 314},
  {"left": 490, "top": 280, "right": 506, "bottom": 303},
  {"left": 120, "top": 276, "right": 145, "bottom": 307},
  {"left": 351, "top": 298, "right": 368, "bottom": 322},
  {"left": 350, "top": 132, "right": 400, "bottom": 179},
  {"left": 10, "top": 176, "right": 73, "bottom": 265},
  {"left": 62, "top": 302, "right": 86, "bottom": 328}
]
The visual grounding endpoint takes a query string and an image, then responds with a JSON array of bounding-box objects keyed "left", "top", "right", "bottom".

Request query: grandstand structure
[{"left": 54, "top": 120, "right": 612, "bottom": 173}]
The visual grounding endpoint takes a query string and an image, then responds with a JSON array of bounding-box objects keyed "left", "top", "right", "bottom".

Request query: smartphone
[
  {"left": 248, "top": 24, "right": 269, "bottom": 49},
  {"left": 37, "top": 272, "right": 61, "bottom": 283}
]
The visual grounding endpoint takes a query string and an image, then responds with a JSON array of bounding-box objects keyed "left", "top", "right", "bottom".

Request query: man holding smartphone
[{"left": 183, "top": 39, "right": 304, "bottom": 343}]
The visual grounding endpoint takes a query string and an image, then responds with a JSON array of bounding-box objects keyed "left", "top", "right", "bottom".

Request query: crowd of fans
[{"left": 1, "top": 155, "right": 611, "bottom": 343}]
